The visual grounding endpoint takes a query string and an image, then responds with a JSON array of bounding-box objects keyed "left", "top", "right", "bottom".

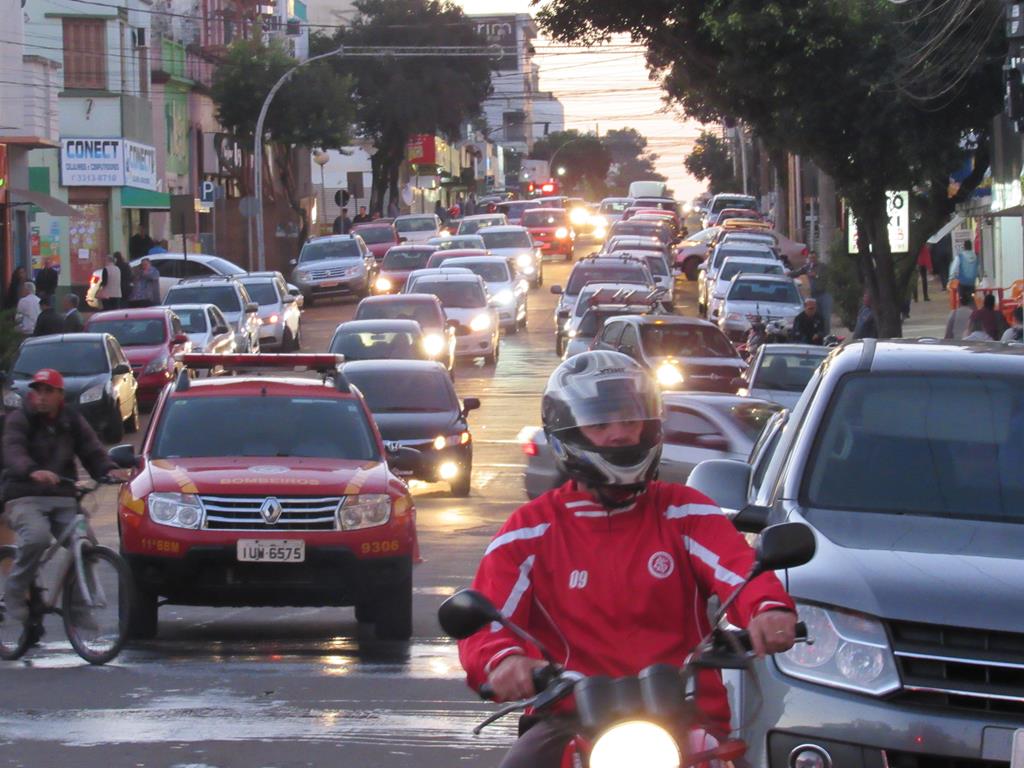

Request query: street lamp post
[{"left": 312, "top": 149, "right": 330, "bottom": 235}]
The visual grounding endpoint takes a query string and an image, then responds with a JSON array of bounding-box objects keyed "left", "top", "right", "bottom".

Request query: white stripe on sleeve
[
  {"left": 683, "top": 536, "right": 745, "bottom": 587},
  {"left": 484, "top": 523, "right": 550, "bottom": 557},
  {"left": 665, "top": 503, "right": 723, "bottom": 520},
  {"left": 491, "top": 554, "right": 536, "bottom": 632}
]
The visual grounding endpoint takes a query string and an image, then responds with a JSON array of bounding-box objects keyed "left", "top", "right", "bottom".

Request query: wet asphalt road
[{"left": 1, "top": 246, "right": 698, "bottom": 767}]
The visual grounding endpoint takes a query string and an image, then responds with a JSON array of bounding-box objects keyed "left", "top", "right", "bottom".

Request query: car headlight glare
[
  {"left": 433, "top": 434, "right": 447, "bottom": 451},
  {"left": 438, "top": 461, "right": 459, "bottom": 480},
  {"left": 656, "top": 363, "right": 684, "bottom": 387},
  {"left": 555, "top": 227, "right": 569, "bottom": 240},
  {"left": 80, "top": 383, "right": 106, "bottom": 404},
  {"left": 493, "top": 289, "right": 515, "bottom": 306},
  {"left": 3, "top": 390, "right": 22, "bottom": 408},
  {"left": 590, "top": 721, "right": 679, "bottom": 768},
  {"left": 592, "top": 215, "right": 608, "bottom": 228},
  {"left": 260, "top": 313, "right": 280, "bottom": 325},
  {"left": 423, "top": 333, "right": 446, "bottom": 357},
  {"left": 375, "top": 276, "right": 392, "bottom": 292},
  {"left": 569, "top": 208, "right": 590, "bottom": 226},
  {"left": 147, "top": 492, "right": 203, "bottom": 530},
  {"left": 516, "top": 253, "right": 532, "bottom": 268},
  {"left": 469, "top": 314, "right": 491, "bottom": 332},
  {"left": 593, "top": 226, "right": 607, "bottom": 239},
  {"left": 338, "top": 494, "right": 391, "bottom": 530},
  {"left": 775, "top": 604, "right": 900, "bottom": 695}
]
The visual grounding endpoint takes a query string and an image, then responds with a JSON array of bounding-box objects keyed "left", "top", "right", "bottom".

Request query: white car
[
  {"left": 707, "top": 256, "right": 786, "bottom": 322},
  {"left": 478, "top": 225, "right": 543, "bottom": 288},
  {"left": 237, "top": 272, "right": 303, "bottom": 351},
  {"left": 440, "top": 255, "right": 528, "bottom": 333},
  {"left": 409, "top": 272, "right": 500, "bottom": 364},
  {"left": 717, "top": 273, "right": 804, "bottom": 343},
  {"left": 561, "top": 282, "right": 661, "bottom": 359},
  {"left": 698, "top": 241, "right": 777, "bottom": 316},
  {"left": 599, "top": 250, "right": 674, "bottom": 310},
  {"left": 394, "top": 214, "right": 443, "bottom": 244},
  {"left": 86, "top": 252, "right": 245, "bottom": 309},
  {"left": 403, "top": 267, "right": 475, "bottom": 294},
  {"left": 165, "top": 303, "right": 237, "bottom": 356},
  {"left": 456, "top": 213, "right": 508, "bottom": 235}
]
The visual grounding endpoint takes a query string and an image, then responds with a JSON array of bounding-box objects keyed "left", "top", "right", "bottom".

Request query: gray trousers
[{"left": 3, "top": 497, "right": 78, "bottom": 605}]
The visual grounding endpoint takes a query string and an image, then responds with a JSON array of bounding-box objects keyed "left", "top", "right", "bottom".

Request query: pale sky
[{"left": 457, "top": 0, "right": 707, "bottom": 202}]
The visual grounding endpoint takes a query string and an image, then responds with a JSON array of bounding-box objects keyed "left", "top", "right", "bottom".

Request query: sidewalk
[{"left": 829, "top": 274, "right": 951, "bottom": 339}]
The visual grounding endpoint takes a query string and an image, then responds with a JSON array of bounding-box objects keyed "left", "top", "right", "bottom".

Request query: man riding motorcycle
[{"left": 457, "top": 351, "right": 797, "bottom": 767}]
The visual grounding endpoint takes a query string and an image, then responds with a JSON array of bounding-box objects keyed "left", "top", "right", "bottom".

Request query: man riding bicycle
[
  {"left": 0, "top": 369, "right": 130, "bottom": 625},
  {"left": 457, "top": 351, "right": 797, "bottom": 766}
]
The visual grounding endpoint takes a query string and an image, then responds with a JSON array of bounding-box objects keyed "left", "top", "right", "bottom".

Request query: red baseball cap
[{"left": 29, "top": 368, "right": 65, "bottom": 390}]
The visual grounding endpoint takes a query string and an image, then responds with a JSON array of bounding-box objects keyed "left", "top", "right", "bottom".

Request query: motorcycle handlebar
[
  {"left": 717, "top": 621, "right": 808, "bottom": 654},
  {"left": 478, "top": 665, "right": 560, "bottom": 701}
]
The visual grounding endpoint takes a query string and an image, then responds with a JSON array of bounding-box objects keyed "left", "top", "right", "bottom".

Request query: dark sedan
[
  {"left": 4, "top": 333, "right": 140, "bottom": 442},
  {"left": 341, "top": 360, "right": 479, "bottom": 496},
  {"left": 329, "top": 319, "right": 430, "bottom": 362}
]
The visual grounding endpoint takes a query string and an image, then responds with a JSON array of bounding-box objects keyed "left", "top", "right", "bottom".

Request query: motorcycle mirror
[
  {"left": 753, "top": 522, "right": 816, "bottom": 575},
  {"left": 438, "top": 589, "right": 503, "bottom": 639}
]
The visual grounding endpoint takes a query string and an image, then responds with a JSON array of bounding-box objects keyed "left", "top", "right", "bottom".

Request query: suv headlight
[
  {"left": 338, "top": 494, "right": 391, "bottom": 530},
  {"left": 80, "top": 383, "right": 106, "bottom": 404},
  {"left": 469, "top": 314, "right": 491, "bottom": 332},
  {"left": 147, "top": 492, "right": 203, "bottom": 529},
  {"left": 775, "top": 604, "right": 900, "bottom": 696},
  {"left": 143, "top": 356, "right": 170, "bottom": 375},
  {"left": 516, "top": 253, "right": 533, "bottom": 268},
  {"left": 423, "top": 333, "right": 446, "bottom": 357},
  {"left": 296, "top": 269, "right": 311, "bottom": 280},
  {"left": 492, "top": 289, "right": 514, "bottom": 306},
  {"left": 655, "top": 363, "right": 683, "bottom": 387}
]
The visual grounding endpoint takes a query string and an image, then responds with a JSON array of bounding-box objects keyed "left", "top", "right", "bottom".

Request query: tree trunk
[
  {"left": 279, "top": 146, "right": 308, "bottom": 259},
  {"left": 817, "top": 169, "right": 837, "bottom": 260},
  {"left": 858, "top": 192, "right": 903, "bottom": 338},
  {"left": 387, "top": 163, "right": 400, "bottom": 216},
  {"left": 369, "top": 150, "right": 385, "bottom": 216},
  {"left": 770, "top": 149, "right": 788, "bottom": 234}
]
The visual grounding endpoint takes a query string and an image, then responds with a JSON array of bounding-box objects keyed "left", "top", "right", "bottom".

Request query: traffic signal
[
  {"left": 526, "top": 181, "right": 536, "bottom": 195},
  {"left": 334, "top": 189, "right": 351, "bottom": 207}
]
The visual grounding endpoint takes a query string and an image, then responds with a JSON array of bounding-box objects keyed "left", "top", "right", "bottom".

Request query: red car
[
  {"left": 521, "top": 208, "right": 574, "bottom": 260},
  {"left": 425, "top": 248, "right": 490, "bottom": 269},
  {"left": 114, "top": 353, "right": 422, "bottom": 641},
  {"left": 352, "top": 222, "right": 402, "bottom": 261},
  {"left": 85, "top": 307, "right": 191, "bottom": 407},
  {"left": 373, "top": 244, "right": 438, "bottom": 294}
]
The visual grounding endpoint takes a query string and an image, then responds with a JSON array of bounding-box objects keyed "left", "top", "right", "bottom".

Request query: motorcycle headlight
[
  {"left": 656, "top": 363, "right": 684, "bottom": 387},
  {"left": 80, "top": 383, "right": 106, "bottom": 404},
  {"left": 147, "top": 492, "right": 203, "bottom": 530},
  {"left": 590, "top": 721, "right": 679, "bottom": 768},
  {"left": 469, "top": 314, "right": 491, "bottom": 332},
  {"left": 775, "top": 604, "right": 900, "bottom": 696},
  {"left": 143, "top": 356, "right": 170, "bottom": 375},
  {"left": 375, "top": 276, "right": 393, "bottom": 292},
  {"left": 555, "top": 227, "right": 569, "bottom": 240},
  {"left": 492, "top": 289, "right": 515, "bottom": 306},
  {"left": 3, "top": 390, "right": 22, "bottom": 408},
  {"left": 337, "top": 494, "right": 391, "bottom": 530},
  {"left": 423, "top": 333, "right": 446, "bottom": 357}
]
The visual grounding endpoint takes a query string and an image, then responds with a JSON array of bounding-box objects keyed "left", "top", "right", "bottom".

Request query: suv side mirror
[
  {"left": 109, "top": 443, "right": 138, "bottom": 469},
  {"left": 387, "top": 445, "right": 423, "bottom": 476},
  {"left": 112, "top": 362, "right": 131, "bottom": 376},
  {"left": 438, "top": 588, "right": 502, "bottom": 639},
  {"left": 549, "top": 285, "right": 563, "bottom": 295},
  {"left": 283, "top": 295, "right": 297, "bottom": 304},
  {"left": 462, "top": 397, "right": 481, "bottom": 414},
  {"left": 687, "top": 459, "right": 770, "bottom": 532},
  {"left": 289, "top": 258, "right": 298, "bottom": 267},
  {"left": 245, "top": 302, "right": 259, "bottom": 314},
  {"left": 753, "top": 522, "right": 816, "bottom": 574},
  {"left": 172, "top": 333, "right": 189, "bottom": 345}
]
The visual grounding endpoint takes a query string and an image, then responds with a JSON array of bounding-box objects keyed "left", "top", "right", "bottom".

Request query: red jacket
[{"left": 458, "top": 480, "right": 794, "bottom": 733}]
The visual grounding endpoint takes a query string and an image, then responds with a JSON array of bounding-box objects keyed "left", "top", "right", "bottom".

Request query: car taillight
[{"left": 522, "top": 441, "right": 539, "bottom": 457}]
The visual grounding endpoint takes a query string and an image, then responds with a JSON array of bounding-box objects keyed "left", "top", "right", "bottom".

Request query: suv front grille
[
  {"left": 200, "top": 495, "right": 342, "bottom": 531},
  {"left": 888, "top": 619, "right": 1024, "bottom": 716},
  {"left": 309, "top": 266, "right": 353, "bottom": 280}
]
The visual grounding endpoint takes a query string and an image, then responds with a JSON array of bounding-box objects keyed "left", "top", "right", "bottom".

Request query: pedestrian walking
[
  {"left": 791, "top": 251, "right": 832, "bottom": 333},
  {"left": 970, "top": 293, "right": 1008, "bottom": 341},
  {"left": 4, "top": 266, "right": 26, "bottom": 311},
  {"left": 852, "top": 292, "right": 878, "bottom": 339},
  {"left": 115, "top": 252, "right": 133, "bottom": 301},
  {"left": 34, "top": 257, "right": 59, "bottom": 303},
  {"left": 913, "top": 243, "right": 931, "bottom": 302},
  {"left": 1001, "top": 305, "right": 1023, "bottom": 342},
  {"left": 944, "top": 287, "right": 974, "bottom": 339},
  {"left": 15, "top": 282, "right": 40, "bottom": 336},
  {"left": 949, "top": 239, "right": 979, "bottom": 306},
  {"left": 129, "top": 257, "right": 161, "bottom": 307},
  {"left": 97, "top": 254, "right": 122, "bottom": 310},
  {"left": 33, "top": 295, "right": 63, "bottom": 336},
  {"left": 62, "top": 294, "right": 85, "bottom": 332}
]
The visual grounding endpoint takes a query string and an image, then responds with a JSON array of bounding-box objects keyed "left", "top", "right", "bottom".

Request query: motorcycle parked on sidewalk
[{"left": 439, "top": 522, "right": 816, "bottom": 768}]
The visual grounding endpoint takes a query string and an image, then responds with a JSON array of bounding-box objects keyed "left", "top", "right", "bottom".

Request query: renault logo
[{"left": 260, "top": 497, "right": 283, "bottom": 524}]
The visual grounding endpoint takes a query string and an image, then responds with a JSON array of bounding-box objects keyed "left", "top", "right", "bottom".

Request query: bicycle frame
[{"left": 30, "top": 509, "right": 102, "bottom": 615}]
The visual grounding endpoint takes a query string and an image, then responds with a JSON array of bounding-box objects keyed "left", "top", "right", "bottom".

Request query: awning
[
  {"left": 121, "top": 186, "right": 170, "bottom": 209},
  {"left": 8, "top": 188, "right": 81, "bottom": 218},
  {"left": 927, "top": 214, "right": 964, "bottom": 244}
]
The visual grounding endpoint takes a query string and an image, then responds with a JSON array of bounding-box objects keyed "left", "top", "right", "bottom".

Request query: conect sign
[{"left": 60, "top": 139, "right": 158, "bottom": 189}]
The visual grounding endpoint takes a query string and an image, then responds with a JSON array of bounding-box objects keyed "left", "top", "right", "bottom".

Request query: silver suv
[
  {"left": 163, "top": 277, "right": 261, "bottom": 353},
  {"left": 238, "top": 272, "right": 302, "bottom": 351},
  {"left": 290, "top": 234, "right": 377, "bottom": 306}
]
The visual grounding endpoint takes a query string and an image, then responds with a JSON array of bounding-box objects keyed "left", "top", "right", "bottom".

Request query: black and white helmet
[{"left": 542, "top": 350, "right": 662, "bottom": 493}]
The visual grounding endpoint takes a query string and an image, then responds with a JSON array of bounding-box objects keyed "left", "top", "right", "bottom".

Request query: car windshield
[
  {"left": 575, "top": 287, "right": 650, "bottom": 316},
  {"left": 643, "top": 255, "right": 669, "bottom": 277},
  {"left": 578, "top": 309, "right": 633, "bottom": 337},
  {"left": 805, "top": 373, "right": 1024, "bottom": 520},
  {"left": 728, "top": 280, "right": 800, "bottom": 305},
  {"left": 723, "top": 234, "right": 776, "bottom": 248},
  {"left": 752, "top": 350, "right": 827, "bottom": 391},
  {"left": 299, "top": 239, "right": 361, "bottom": 262},
  {"left": 240, "top": 282, "right": 278, "bottom": 305},
  {"left": 344, "top": 370, "right": 455, "bottom": 413},
  {"left": 711, "top": 196, "right": 757, "bottom": 213},
  {"left": 712, "top": 401, "right": 783, "bottom": 442},
  {"left": 13, "top": 342, "right": 108, "bottom": 377},
  {"left": 430, "top": 235, "right": 485, "bottom": 250},
  {"left": 173, "top": 308, "right": 208, "bottom": 333},
  {"left": 566, "top": 266, "right": 648, "bottom": 295},
  {"left": 498, "top": 202, "right": 539, "bottom": 218},
  {"left": 382, "top": 249, "right": 434, "bottom": 270},
  {"left": 330, "top": 330, "right": 423, "bottom": 361},
  {"left": 356, "top": 300, "right": 441, "bottom": 329},
  {"left": 521, "top": 210, "right": 568, "bottom": 227},
  {"left": 714, "top": 248, "right": 774, "bottom": 270},
  {"left": 640, "top": 325, "right": 737, "bottom": 358},
  {"left": 354, "top": 227, "right": 395, "bottom": 245},
  {"left": 612, "top": 223, "right": 670, "bottom": 243},
  {"left": 166, "top": 285, "right": 241, "bottom": 313},
  {"left": 417, "top": 281, "right": 486, "bottom": 308},
  {"left": 152, "top": 396, "right": 380, "bottom": 460},
  {"left": 481, "top": 231, "right": 532, "bottom": 250},
  {"left": 720, "top": 261, "right": 784, "bottom": 282},
  {"left": 458, "top": 217, "right": 503, "bottom": 234},
  {"left": 450, "top": 262, "right": 509, "bottom": 283},
  {"left": 204, "top": 257, "right": 246, "bottom": 275},
  {"left": 396, "top": 217, "right": 437, "bottom": 233},
  {"left": 600, "top": 200, "right": 631, "bottom": 214},
  {"left": 88, "top": 319, "right": 167, "bottom": 347}
]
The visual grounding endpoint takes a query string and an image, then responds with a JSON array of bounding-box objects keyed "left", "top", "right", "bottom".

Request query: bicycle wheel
[
  {"left": 0, "top": 545, "right": 32, "bottom": 660},
  {"left": 62, "top": 545, "right": 133, "bottom": 665}
]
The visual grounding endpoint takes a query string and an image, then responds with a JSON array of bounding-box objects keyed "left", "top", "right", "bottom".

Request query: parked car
[
  {"left": 351, "top": 222, "right": 402, "bottom": 261},
  {"left": 237, "top": 272, "right": 303, "bottom": 351},
  {"left": 591, "top": 315, "right": 747, "bottom": 392},
  {"left": 354, "top": 294, "right": 456, "bottom": 372},
  {"left": 479, "top": 225, "right": 543, "bottom": 288},
  {"left": 84, "top": 307, "right": 190, "bottom": 407},
  {"left": 373, "top": 245, "right": 438, "bottom": 294},
  {"left": 289, "top": 234, "right": 377, "bottom": 306},
  {"left": 329, "top": 319, "right": 430, "bottom": 363},
  {"left": 393, "top": 214, "right": 443, "bottom": 243},
  {"left": 163, "top": 303, "right": 236, "bottom": 356},
  {"left": 5, "top": 333, "right": 139, "bottom": 442},
  {"left": 456, "top": 213, "right": 508, "bottom": 235},
  {"left": 737, "top": 343, "right": 829, "bottom": 409},
  {"left": 409, "top": 272, "right": 500, "bottom": 365},
  {"left": 440, "top": 255, "right": 528, "bottom": 333},
  {"left": 341, "top": 360, "right": 480, "bottom": 496},
  {"left": 86, "top": 253, "right": 245, "bottom": 309},
  {"left": 717, "top": 273, "right": 804, "bottom": 343},
  {"left": 163, "top": 277, "right": 261, "bottom": 353},
  {"left": 687, "top": 339, "right": 1024, "bottom": 768},
  {"left": 519, "top": 392, "right": 781, "bottom": 498}
]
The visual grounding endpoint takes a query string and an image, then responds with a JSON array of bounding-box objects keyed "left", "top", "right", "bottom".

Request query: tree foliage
[
  {"left": 602, "top": 128, "right": 666, "bottom": 197},
  {"left": 531, "top": 130, "right": 610, "bottom": 199},
  {"left": 537, "top": 0, "right": 1006, "bottom": 337},
  {"left": 320, "top": 0, "right": 492, "bottom": 213},
  {"left": 683, "top": 131, "right": 736, "bottom": 196}
]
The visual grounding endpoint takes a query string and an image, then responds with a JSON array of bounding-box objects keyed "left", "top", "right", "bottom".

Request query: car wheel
[
  {"left": 450, "top": 458, "right": 472, "bottom": 497},
  {"left": 535, "top": 267, "right": 543, "bottom": 288},
  {"left": 124, "top": 399, "right": 140, "bottom": 434},
  {"left": 684, "top": 259, "right": 700, "bottom": 282},
  {"left": 506, "top": 321, "right": 518, "bottom": 336},
  {"left": 555, "top": 334, "right": 564, "bottom": 357},
  {"left": 128, "top": 587, "right": 159, "bottom": 640},
  {"left": 354, "top": 602, "right": 377, "bottom": 624},
  {"left": 104, "top": 402, "right": 125, "bottom": 443},
  {"left": 374, "top": 562, "right": 413, "bottom": 641},
  {"left": 282, "top": 328, "right": 295, "bottom": 351},
  {"left": 484, "top": 340, "right": 499, "bottom": 365}
]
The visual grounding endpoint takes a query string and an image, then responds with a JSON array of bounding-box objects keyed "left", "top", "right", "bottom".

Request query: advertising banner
[
  {"left": 124, "top": 141, "right": 158, "bottom": 190},
  {"left": 61, "top": 139, "right": 125, "bottom": 186}
]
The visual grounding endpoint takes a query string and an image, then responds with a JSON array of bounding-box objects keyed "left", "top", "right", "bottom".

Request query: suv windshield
[
  {"left": 711, "top": 196, "right": 757, "bottom": 214},
  {"left": 728, "top": 280, "right": 800, "bottom": 304},
  {"left": 640, "top": 325, "right": 736, "bottom": 358},
  {"left": 240, "top": 282, "right": 279, "bottom": 305},
  {"left": 417, "top": 280, "right": 486, "bottom": 308},
  {"left": 753, "top": 350, "right": 827, "bottom": 391},
  {"left": 356, "top": 300, "right": 441, "bottom": 329},
  {"left": 481, "top": 231, "right": 532, "bottom": 250},
  {"left": 88, "top": 319, "right": 167, "bottom": 347},
  {"left": 13, "top": 342, "right": 107, "bottom": 376},
  {"left": 522, "top": 210, "right": 568, "bottom": 227},
  {"left": 382, "top": 249, "right": 434, "bottom": 270},
  {"left": 567, "top": 265, "right": 649, "bottom": 295},
  {"left": 299, "top": 239, "right": 361, "bottom": 262},
  {"left": 805, "top": 374, "right": 1024, "bottom": 519},
  {"left": 395, "top": 217, "right": 436, "bottom": 233},
  {"left": 344, "top": 369, "right": 455, "bottom": 413},
  {"left": 152, "top": 396, "right": 380, "bottom": 460},
  {"left": 330, "top": 329, "right": 423, "bottom": 361},
  {"left": 448, "top": 261, "right": 510, "bottom": 283},
  {"left": 354, "top": 227, "right": 395, "bottom": 245},
  {"left": 458, "top": 217, "right": 503, "bottom": 234},
  {"left": 166, "top": 285, "right": 241, "bottom": 313}
]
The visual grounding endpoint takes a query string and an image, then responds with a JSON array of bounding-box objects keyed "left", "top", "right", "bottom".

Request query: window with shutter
[{"left": 63, "top": 18, "right": 107, "bottom": 90}]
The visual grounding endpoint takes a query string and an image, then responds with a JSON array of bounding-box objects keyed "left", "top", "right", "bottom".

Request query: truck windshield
[
  {"left": 151, "top": 396, "right": 380, "bottom": 460},
  {"left": 805, "top": 374, "right": 1024, "bottom": 519}
]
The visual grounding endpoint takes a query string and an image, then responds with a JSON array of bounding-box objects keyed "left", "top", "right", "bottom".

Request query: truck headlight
[
  {"left": 775, "top": 604, "right": 900, "bottom": 696},
  {"left": 590, "top": 721, "right": 679, "bottom": 768},
  {"left": 469, "top": 314, "right": 491, "bottom": 332},
  {"left": 147, "top": 492, "right": 203, "bottom": 529},
  {"left": 80, "top": 383, "right": 106, "bottom": 404},
  {"left": 338, "top": 494, "right": 391, "bottom": 530},
  {"left": 656, "top": 363, "right": 684, "bottom": 387}
]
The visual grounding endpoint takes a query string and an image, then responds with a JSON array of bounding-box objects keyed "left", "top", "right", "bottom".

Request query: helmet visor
[{"left": 549, "top": 374, "right": 661, "bottom": 432}]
